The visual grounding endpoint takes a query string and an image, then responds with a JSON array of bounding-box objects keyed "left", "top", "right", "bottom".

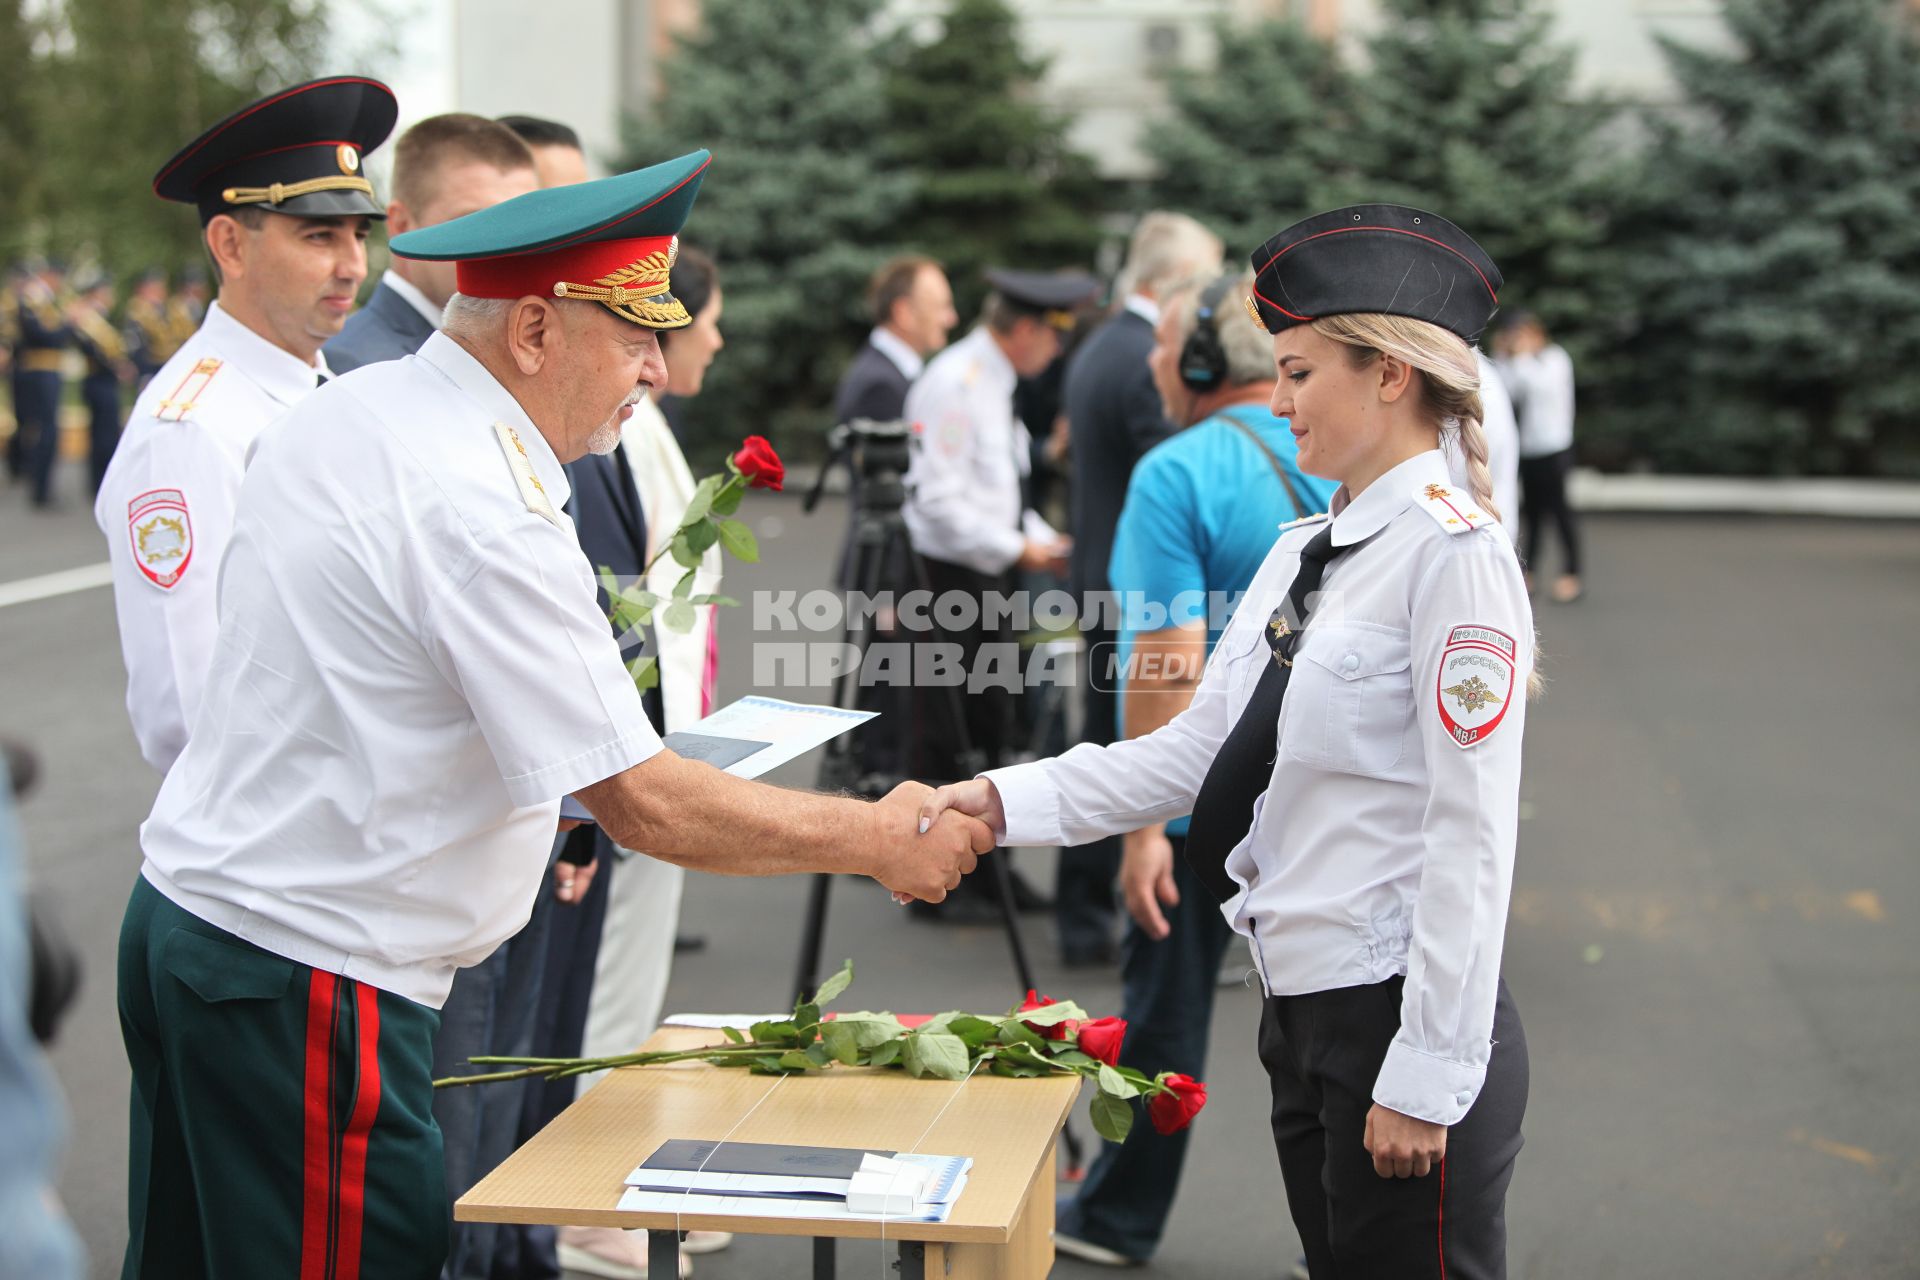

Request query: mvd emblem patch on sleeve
[
  {"left": 1437, "top": 625, "right": 1516, "bottom": 748},
  {"left": 128, "top": 489, "right": 194, "bottom": 591}
]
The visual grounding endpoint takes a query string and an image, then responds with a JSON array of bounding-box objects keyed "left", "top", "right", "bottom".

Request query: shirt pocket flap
[
  {"left": 1300, "top": 624, "right": 1413, "bottom": 682},
  {"left": 162, "top": 927, "right": 296, "bottom": 1004}
]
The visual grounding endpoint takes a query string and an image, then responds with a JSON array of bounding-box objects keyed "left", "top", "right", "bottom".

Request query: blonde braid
[{"left": 1452, "top": 409, "right": 1500, "bottom": 523}]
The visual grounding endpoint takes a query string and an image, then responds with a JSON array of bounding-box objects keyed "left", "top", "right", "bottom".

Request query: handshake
[{"left": 866, "top": 778, "right": 1010, "bottom": 905}]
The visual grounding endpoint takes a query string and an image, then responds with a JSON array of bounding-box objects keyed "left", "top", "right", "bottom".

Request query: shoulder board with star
[
  {"left": 1414, "top": 482, "right": 1493, "bottom": 535},
  {"left": 491, "top": 421, "right": 562, "bottom": 527},
  {"left": 151, "top": 357, "right": 225, "bottom": 423},
  {"left": 1279, "top": 511, "right": 1329, "bottom": 532}
]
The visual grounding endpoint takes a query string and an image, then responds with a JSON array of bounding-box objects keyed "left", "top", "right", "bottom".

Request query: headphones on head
[{"left": 1178, "top": 273, "right": 1237, "bottom": 392}]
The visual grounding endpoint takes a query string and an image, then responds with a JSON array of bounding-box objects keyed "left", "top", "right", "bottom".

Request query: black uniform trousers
[
  {"left": 83, "top": 371, "right": 121, "bottom": 495},
  {"left": 1258, "top": 975, "right": 1527, "bottom": 1280},
  {"left": 16, "top": 368, "right": 63, "bottom": 506}
]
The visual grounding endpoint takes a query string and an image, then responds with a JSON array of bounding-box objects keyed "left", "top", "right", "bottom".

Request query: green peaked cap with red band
[{"left": 389, "top": 149, "right": 711, "bottom": 330}]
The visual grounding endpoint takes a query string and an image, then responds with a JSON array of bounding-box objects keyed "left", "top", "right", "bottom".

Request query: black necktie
[{"left": 1183, "top": 524, "right": 1340, "bottom": 903}]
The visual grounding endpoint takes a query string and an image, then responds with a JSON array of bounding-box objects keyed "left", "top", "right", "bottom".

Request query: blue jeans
[
  {"left": 1057, "top": 837, "right": 1234, "bottom": 1260},
  {"left": 437, "top": 837, "right": 563, "bottom": 1280}
]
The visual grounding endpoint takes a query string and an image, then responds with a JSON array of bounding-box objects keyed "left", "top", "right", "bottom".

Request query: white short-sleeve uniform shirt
[
  {"left": 139, "top": 332, "right": 662, "bottom": 1008},
  {"left": 94, "top": 301, "right": 329, "bottom": 774},
  {"left": 985, "top": 449, "right": 1532, "bottom": 1126}
]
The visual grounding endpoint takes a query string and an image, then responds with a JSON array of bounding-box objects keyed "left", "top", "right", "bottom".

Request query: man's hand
[
  {"left": 869, "top": 782, "right": 991, "bottom": 902},
  {"left": 1017, "top": 537, "right": 1071, "bottom": 577},
  {"left": 1363, "top": 1104, "right": 1447, "bottom": 1178},
  {"left": 1121, "top": 824, "right": 1179, "bottom": 940},
  {"left": 552, "top": 853, "right": 598, "bottom": 906}
]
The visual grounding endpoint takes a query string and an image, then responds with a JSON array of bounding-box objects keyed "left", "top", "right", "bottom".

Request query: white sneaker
[
  {"left": 679, "top": 1230, "right": 732, "bottom": 1256},
  {"left": 1053, "top": 1230, "right": 1139, "bottom": 1267},
  {"left": 556, "top": 1225, "right": 692, "bottom": 1279}
]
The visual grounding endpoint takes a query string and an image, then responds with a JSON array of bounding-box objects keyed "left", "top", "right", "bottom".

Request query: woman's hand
[
  {"left": 1364, "top": 1103, "right": 1447, "bottom": 1178},
  {"left": 916, "top": 778, "right": 1006, "bottom": 841}
]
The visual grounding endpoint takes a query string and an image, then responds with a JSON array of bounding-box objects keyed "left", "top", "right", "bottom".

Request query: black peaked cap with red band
[
  {"left": 153, "top": 76, "right": 397, "bottom": 225},
  {"left": 1245, "top": 205, "right": 1502, "bottom": 343}
]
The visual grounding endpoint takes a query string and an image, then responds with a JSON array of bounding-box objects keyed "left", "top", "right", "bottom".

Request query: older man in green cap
[{"left": 117, "top": 149, "right": 994, "bottom": 1280}]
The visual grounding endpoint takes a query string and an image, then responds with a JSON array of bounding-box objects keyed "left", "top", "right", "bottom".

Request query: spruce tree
[
  {"left": 620, "top": 0, "right": 911, "bottom": 465},
  {"left": 1337, "top": 0, "right": 1621, "bottom": 360},
  {"left": 1140, "top": 18, "right": 1356, "bottom": 259},
  {"left": 881, "top": 0, "right": 1105, "bottom": 316},
  {"left": 32, "top": 0, "right": 332, "bottom": 275},
  {"left": 1624, "top": 0, "right": 1920, "bottom": 475}
]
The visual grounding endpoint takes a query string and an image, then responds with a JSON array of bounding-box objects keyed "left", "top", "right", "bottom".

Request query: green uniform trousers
[{"left": 118, "top": 875, "right": 448, "bottom": 1279}]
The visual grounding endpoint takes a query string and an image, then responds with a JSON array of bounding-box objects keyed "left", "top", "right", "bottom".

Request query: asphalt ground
[{"left": 3, "top": 454, "right": 1916, "bottom": 1278}]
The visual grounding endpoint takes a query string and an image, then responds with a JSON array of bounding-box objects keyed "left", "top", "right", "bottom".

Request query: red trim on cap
[
  {"left": 456, "top": 235, "right": 676, "bottom": 299},
  {"left": 153, "top": 76, "right": 392, "bottom": 194},
  {"left": 1251, "top": 287, "right": 1312, "bottom": 324},
  {"left": 1255, "top": 224, "right": 1499, "bottom": 301},
  {"left": 459, "top": 154, "right": 712, "bottom": 263}
]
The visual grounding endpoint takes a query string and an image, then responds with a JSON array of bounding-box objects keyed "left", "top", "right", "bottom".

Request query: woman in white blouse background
[{"left": 921, "top": 206, "right": 1536, "bottom": 1279}]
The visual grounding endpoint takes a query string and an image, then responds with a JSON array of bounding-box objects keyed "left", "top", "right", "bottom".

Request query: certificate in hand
[{"left": 561, "top": 696, "right": 877, "bottom": 822}]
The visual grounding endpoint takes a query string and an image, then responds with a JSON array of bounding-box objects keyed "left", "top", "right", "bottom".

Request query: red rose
[
  {"left": 1018, "top": 989, "right": 1072, "bottom": 1041},
  {"left": 1075, "top": 1016, "right": 1127, "bottom": 1067},
  {"left": 732, "top": 435, "right": 785, "bottom": 491},
  {"left": 1147, "top": 1073, "right": 1208, "bottom": 1135}
]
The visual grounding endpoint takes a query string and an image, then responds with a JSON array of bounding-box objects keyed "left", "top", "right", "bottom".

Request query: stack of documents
[{"left": 615, "top": 1140, "right": 971, "bottom": 1224}]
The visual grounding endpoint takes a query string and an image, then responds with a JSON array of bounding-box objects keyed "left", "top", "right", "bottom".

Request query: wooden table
[{"left": 456, "top": 1027, "right": 1082, "bottom": 1279}]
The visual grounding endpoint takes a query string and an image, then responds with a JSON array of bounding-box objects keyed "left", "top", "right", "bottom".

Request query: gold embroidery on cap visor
[
  {"left": 550, "top": 239, "right": 691, "bottom": 329},
  {"left": 219, "top": 175, "right": 376, "bottom": 207}
]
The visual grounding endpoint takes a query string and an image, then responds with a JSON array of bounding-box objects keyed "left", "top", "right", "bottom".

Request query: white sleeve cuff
[
  {"left": 1372, "top": 1038, "right": 1486, "bottom": 1127},
  {"left": 979, "top": 761, "right": 1063, "bottom": 846},
  {"left": 502, "top": 728, "right": 662, "bottom": 811},
  {"left": 984, "top": 524, "right": 1027, "bottom": 573}
]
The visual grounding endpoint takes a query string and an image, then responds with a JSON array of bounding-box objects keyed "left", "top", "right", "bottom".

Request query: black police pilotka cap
[
  {"left": 1245, "top": 205, "right": 1503, "bottom": 343},
  {"left": 153, "top": 76, "right": 398, "bottom": 225},
  {"left": 984, "top": 267, "right": 1102, "bottom": 331}
]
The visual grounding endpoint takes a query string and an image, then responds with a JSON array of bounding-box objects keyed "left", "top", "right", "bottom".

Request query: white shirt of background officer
[
  {"left": 95, "top": 205, "right": 371, "bottom": 774},
  {"left": 902, "top": 295, "right": 1073, "bottom": 577}
]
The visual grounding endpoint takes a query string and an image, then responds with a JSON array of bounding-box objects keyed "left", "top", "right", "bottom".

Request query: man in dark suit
[
  {"left": 1054, "top": 212, "right": 1222, "bottom": 966},
  {"left": 834, "top": 254, "right": 957, "bottom": 431},
  {"left": 326, "top": 114, "right": 537, "bottom": 373},
  {"left": 830, "top": 256, "right": 959, "bottom": 784}
]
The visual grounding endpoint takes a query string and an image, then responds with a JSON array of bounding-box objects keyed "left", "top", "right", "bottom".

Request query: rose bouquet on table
[
  {"left": 598, "top": 435, "right": 785, "bottom": 695},
  {"left": 435, "top": 961, "right": 1208, "bottom": 1142}
]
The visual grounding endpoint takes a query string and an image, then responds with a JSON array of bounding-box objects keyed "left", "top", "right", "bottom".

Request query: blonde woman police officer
[{"left": 921, "top": 205, "right": 1533, "bottom": 1278}]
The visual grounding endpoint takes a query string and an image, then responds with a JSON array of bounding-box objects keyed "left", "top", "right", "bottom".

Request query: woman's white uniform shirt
[{"left": 985, "top": 449, "right": 1532, "bottom": 1127}]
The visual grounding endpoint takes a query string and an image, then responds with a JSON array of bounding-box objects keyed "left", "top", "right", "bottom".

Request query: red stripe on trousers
[
  {"left": 333, "top": 983, "right": 382, "bottom": 1280},
  {"left": 1436, "top": 1156, "right": 1448, "bottom": 1280},
  {"left": 300, "top": 972, "right": 339, "bottom": 1280}
]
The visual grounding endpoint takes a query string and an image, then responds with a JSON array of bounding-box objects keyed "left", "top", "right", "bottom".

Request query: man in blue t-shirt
[{"left": 1056, "top": 272, "right": 1337, "bottom": 1268}]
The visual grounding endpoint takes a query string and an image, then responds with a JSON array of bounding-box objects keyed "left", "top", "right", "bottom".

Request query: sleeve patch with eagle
[
  {"left": 1437, "top": 624, "right": 1516, "bottom": 748},
  {"left": 128, "top": 489, "right": 195, "bottom": 591}
]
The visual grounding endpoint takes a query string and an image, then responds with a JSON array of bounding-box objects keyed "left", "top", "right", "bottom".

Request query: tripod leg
[
  {"left": 983, "top": 847, "right": 1036, "bottom": 992},
  {"left": 792, "top": 872, "right": 833, "bottom": 1006}
]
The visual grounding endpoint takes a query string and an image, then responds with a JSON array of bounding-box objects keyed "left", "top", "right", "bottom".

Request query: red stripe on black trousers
[
  {"left": 335, "top": 983, "right": 382, "bottom": 1280},
  {"left": 301, "top": 972, "right": 339, "bottom": 1280},
  {"left": 300, "top": 972, "right": 383, "bottom": 1280}
]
